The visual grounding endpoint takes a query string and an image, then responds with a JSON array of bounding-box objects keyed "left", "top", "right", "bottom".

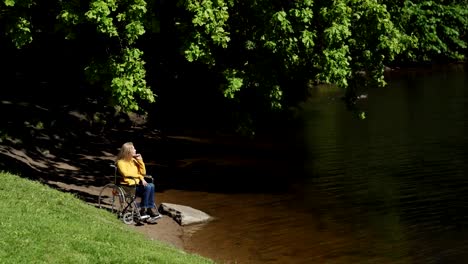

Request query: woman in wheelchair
[{"left": 116, "top": 142, "right": 161, "bottom": 220}]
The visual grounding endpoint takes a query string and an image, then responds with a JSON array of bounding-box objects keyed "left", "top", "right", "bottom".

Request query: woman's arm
[
  {"left": 134, "top": 156, "right": 146, "bottom": 176},
  {"left": 116, "top": 159, "right": 144, "bottom": 185}
]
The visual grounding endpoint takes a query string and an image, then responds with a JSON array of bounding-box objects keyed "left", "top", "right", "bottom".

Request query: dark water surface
[{"left": 160, "top": 64, "right": 468, "bottom": 264}]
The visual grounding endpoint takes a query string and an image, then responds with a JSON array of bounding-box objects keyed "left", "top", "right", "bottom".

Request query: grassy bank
[{"left": 0, "top": 171, "right": 213, "bottom": 264}]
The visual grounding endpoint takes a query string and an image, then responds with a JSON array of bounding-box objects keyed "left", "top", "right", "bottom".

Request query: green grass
[{"left": 0, "top": 171, "right": 214, "bottom": 264}]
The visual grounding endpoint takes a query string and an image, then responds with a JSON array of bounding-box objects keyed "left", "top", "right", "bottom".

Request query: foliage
[
  {"left": 184, "top": 0, "right": 231, "bottom": 64},
  {"left": 1, "top": 0, "right": 153, "bottom": 112},
  {"left": 180, "top": 0, "right": 411, "bottom": 122},
  {"left": 386, "top": 0, "right": 468, "bottom": 62},
  {"left": 1, "top": 0, "right": 467, "bottom": 130},
  {"left": 1, "top": 0, "right": 34, "bottom": 48}
]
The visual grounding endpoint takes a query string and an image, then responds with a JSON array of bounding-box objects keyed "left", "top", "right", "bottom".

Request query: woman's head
[{"left": 117, "top": 142, "right": 136, "bottom": 161}]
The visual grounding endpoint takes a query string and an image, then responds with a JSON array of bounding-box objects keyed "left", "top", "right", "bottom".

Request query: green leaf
[{"left": 4, "top": 0, "right": 15, "bottom": 7}]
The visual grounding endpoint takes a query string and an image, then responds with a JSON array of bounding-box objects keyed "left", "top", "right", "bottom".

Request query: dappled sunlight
[{"left": 0, "top": 145, "right": 49, "bottom": 170}]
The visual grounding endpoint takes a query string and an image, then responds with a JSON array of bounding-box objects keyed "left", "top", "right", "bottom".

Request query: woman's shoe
[
  {"left": 147, "top": 208, "right": 162, "bottom": 219},
  {"left": 139, "top": 208, "right": 150, "bottom": 220}
]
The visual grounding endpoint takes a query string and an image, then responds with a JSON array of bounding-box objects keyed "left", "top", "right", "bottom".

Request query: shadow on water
[
  {"left": 158, "top": 64, "right": 468, "bottom": 264},
  {"left": 291, "top": 64, "right": 468, "bottom": 264}
]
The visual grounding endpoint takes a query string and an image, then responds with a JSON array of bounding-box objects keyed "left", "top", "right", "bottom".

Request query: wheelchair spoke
[
  {"left": 98, "top": 184, "right": 124, "bottom": 215},
  {"left": 98, "top": 182, "right": 147, "bottom": 225}
]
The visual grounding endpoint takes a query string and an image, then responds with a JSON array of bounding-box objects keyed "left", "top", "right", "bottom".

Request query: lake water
[{"left": 159, "top": 64, "right": 468, "bottom": 264}]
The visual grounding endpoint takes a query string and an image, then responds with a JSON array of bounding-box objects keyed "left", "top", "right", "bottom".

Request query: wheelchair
[{"left": 98, "top": 164, "right": 157, "bottom": 225}]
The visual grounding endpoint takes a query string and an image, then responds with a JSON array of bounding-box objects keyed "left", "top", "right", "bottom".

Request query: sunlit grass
[{"left": 0, "top": 171, "right": 213, "bottom": 264}]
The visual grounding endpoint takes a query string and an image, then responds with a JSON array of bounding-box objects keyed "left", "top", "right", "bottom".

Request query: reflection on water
[{"left": 161, "top": 65, "right": 468, "bottom": 264}]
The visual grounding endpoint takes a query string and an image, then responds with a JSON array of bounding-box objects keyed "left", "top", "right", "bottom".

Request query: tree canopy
[{"left": 1, "top": 0, "right": 467, "bottom": 132}]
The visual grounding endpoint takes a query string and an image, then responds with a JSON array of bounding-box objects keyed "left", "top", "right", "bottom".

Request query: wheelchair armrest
[
  {"left": 125, "top": 175, "right": 141, "bottom": 179},
  {"left": 143, "top": 175, "right": 153, "bottom": 183}
]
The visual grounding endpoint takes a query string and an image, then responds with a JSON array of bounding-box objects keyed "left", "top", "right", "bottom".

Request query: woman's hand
[
  {"left": 141, "top": 178, "right": 148, "bottom": 186},
  {"left": 133, "top": 153, "right": 142, "bottom": 160}
]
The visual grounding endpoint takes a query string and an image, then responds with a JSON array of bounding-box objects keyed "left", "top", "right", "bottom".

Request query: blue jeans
[{"left": 136, "top": 183, "right": 155, "bottom": 209}]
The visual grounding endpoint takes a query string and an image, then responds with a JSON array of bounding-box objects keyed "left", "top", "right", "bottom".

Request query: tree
[
  {"left": 180, "top": 0, "right": 411, "bottom": 127},
  {"left": 1, "top": 0, "right": 467, "bottom": 132},
  {"left": 385, "top": 0, "right": 468, "bottom": 63},
  {"left": 1, "top": 0, "right": 154, "bottom": 112}
]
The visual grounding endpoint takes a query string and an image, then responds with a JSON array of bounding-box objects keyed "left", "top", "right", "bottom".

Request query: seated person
[{"left": 116, "top": 142, "right": 161, "bottom": 219}]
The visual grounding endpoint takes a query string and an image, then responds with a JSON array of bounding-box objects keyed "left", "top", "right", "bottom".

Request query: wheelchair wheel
[
  {"left": 98, "top": 184, "right": 124, "bottom": 215},
  {"left": 122, "top": 211, "right": 135, "bottom": 224}
]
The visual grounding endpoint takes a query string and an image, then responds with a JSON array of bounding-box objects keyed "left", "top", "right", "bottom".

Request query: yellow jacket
[{"left": 116, "top": 158, "right": 146, "bottom": 185}]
